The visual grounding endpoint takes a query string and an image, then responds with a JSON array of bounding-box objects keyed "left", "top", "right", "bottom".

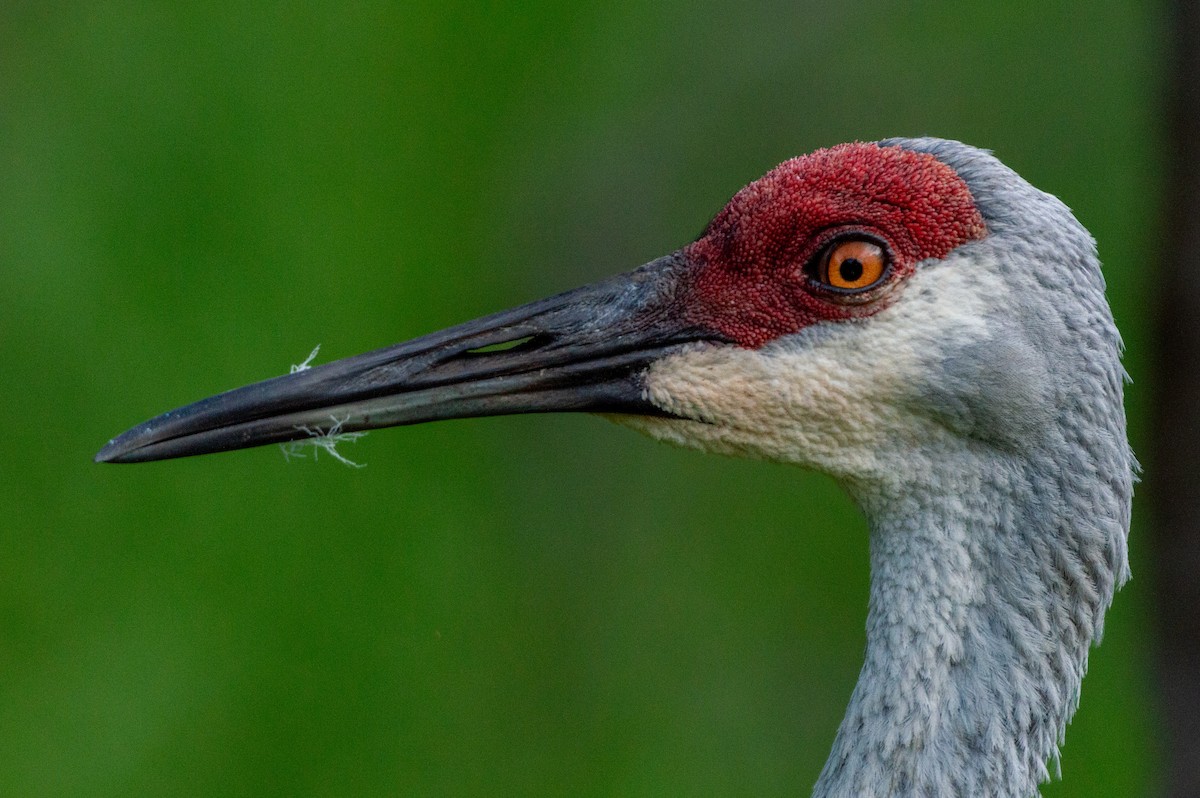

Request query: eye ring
[{"left": 809, "top": 234, "right": 891, "bottom": 295}]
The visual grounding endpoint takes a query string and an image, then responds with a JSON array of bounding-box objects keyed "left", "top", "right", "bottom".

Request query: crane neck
[{"left": 812, "top": 459, "right": 1126, "bottom": 798}]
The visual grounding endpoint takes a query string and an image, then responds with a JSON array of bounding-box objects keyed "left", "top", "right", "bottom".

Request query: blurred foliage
[{"left": 0, "top": 2, "right": 1161, "bottom": 795}]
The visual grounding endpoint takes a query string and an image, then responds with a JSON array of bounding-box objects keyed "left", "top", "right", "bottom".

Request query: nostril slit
[{"left": 464, "top": 334, "right": 541, "bottom": 355}]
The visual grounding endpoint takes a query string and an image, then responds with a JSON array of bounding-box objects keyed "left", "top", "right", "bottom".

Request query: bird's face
[
  {"left": 618, "top": 142, "right": 999, "bottom": 483},
  {"left": 97, "top": 140, "right": 1062, "bottom": 485}
]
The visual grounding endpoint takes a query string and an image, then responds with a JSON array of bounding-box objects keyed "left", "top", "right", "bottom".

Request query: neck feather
[{"left": 813, "top": 453, "right": 1128, "bottom": 798}]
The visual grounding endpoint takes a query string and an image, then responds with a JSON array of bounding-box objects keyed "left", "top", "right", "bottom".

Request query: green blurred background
[{"left": 1, "top": 2, "right": 1162, "bottom": 795}]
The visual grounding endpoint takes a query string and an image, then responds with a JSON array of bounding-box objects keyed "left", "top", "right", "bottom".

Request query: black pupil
[{"left": 839, "top": 258, "right": 864, "bottom": 283}]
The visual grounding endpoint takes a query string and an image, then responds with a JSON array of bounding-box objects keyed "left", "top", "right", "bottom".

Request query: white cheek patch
[{"left": 620, "top": 256, "right": 1009, "bottom": 482}]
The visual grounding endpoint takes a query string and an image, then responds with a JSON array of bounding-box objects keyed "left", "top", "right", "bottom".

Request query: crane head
[{"left": 96, "top": 137, "right": 1116, "bottom": 495}]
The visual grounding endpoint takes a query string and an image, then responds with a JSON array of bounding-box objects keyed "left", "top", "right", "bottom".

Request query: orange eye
[{"left": 820, "top": 239, "right": 888, "bottom": 291}]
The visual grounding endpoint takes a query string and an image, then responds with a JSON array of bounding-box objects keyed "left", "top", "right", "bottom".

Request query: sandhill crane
[{"left": 96, "top": 138, "right": 1133, "bottom": 798}]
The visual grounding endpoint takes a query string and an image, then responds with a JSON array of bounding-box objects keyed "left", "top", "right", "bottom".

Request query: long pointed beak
[{"left": 96, "top": 253, "right": 719, "bottom": 464}]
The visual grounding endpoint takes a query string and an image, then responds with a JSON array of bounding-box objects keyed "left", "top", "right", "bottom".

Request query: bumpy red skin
[{"left": 678, "top": 142, "right": 989, "bottom": 348}]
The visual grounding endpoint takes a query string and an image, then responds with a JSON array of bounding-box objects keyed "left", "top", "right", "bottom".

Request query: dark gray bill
[{"left": 95, "top": 253, "right": 719, "bottom": 464}]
